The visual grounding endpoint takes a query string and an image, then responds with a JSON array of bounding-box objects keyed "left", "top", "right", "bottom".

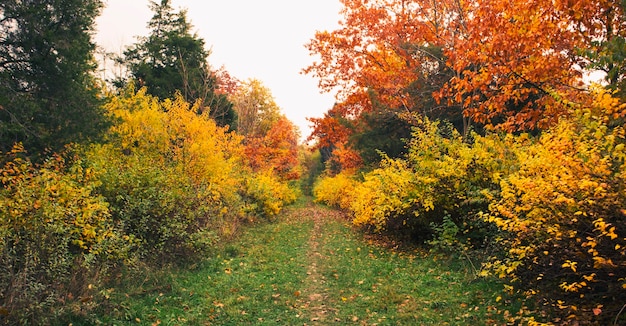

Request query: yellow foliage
[
  {"left": 100, "top": 87, "right": 246, "bottom": 202},
  {"left": 1, "top": 144, "right": 111, "bottom": 253},
  {"left": 480, "top": 87, "right": 626, "bottom": 323},
  {"left": 350, "top": 158, "right": 422, "bottom": 231},
  {"left": 85, "top": 87, "right": 297, "bottom": 256},
  {"left": 313, "top": 171, "right": 359, "bottom": 211},
  {"left": 312, "top": 88, "right": 625, "bottom": 323},
  {"left": 244, "top": 169, "right": 298, "bottom": 218},
  {"left": 0, "top": 144, "right": 117, "bottom": 323}
]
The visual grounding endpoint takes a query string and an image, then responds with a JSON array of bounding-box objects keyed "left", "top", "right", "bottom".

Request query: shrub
[
  {"left": 349, "top": 118, "right": 512, "bottom": 243},
  {"left": 350, "top": 158, "right": 421, "bottom": 232},
  {"left": 85, "top": 87, "right": 248, "bottom": 262},
  {"left": 481, "top": 88, "right": 626, "bottom": 324},
  {"left": 242, "top": 169, "right": 299, "bottom": 220},
  {"left": 313, "top": 171, "right": 359, "bottom": 211},
  {"left": 0, "top": 145, "right": 118, "bottom": 324}
]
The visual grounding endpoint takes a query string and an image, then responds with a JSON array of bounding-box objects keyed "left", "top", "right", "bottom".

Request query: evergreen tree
[
  {"left": 0, "top": 0, "right": 108, "bottom": 157},
  {"left": 122, "top": 0, "right": 236, "bottom": 127}
]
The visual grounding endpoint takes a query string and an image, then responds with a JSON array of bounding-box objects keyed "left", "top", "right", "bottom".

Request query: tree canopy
[
  {"left": 231, "top": 78, "right": 282, "bottom": 138},
  {"left": 304, "top": 0, "right": 625, "bottom": 168},
  {"left": 0, "top": 0, "right": 108, "bottom": 157},
  {"left": 121, "top": 0, "right": 236, "bottom": 127}
]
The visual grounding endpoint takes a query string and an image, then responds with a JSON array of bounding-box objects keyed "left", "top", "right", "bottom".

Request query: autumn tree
[
  {"left": 245, "top": 116, "right": 301, "bottom": 180},
  {"left": 306, "top": 0, "right": 624, "bottom": 138},
  {"left": 306, "top": 104, "right": 355, "bottom": 172},
  {"left": 304, "top": 0, "right": 462, "bottom": 170},
  {"left": 230, "top": 79, "right": 301, "bottom": 180},
  {"left": 0, "top": 0, "right": 108, "bottom": 157},
  {"left": 230, "top": 78, "right": 282, "bottom": 138},
  {"left": 120, "top": 0, "right": 235, "bottom": 127}
]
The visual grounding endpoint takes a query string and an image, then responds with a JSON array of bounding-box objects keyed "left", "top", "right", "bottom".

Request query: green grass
[
  {"left": 308, "top": 216, "right": 512, "bottom": 325},
  {"left": 73, "top": 200, "right": 515, "bottom": 325}
]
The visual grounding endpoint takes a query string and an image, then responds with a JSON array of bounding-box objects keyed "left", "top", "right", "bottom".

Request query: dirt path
[{"left": 289, "top": 202, "right": 346, "bottom": 324}]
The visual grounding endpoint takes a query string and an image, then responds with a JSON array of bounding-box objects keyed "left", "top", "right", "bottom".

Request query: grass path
[{"left": 93, "top": 199, "right": 511, "bottom": 325}]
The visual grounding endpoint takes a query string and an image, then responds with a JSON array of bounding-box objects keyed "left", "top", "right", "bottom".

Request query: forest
[{"left": 1, "top": 0, "right": 625, "bottom": 325}]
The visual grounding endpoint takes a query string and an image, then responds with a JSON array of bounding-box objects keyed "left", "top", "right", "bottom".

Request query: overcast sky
[{"left": 94, "top": 0, "right": 342, "bottom": 141}]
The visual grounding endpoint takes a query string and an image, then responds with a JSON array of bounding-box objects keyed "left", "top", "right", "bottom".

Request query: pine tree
[
  {"left": 121, "top": 0, "right": 236, "bottom": 127},
  {"left": 0, "top": 0, "right": 108, "bottom": 157}
]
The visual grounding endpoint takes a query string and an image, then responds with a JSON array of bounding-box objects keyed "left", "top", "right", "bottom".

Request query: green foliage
[
  {"left": 0, "top": 0, "right": 109, "bottom": 157},
  {"left": 581, "top": 1, "right": 626, "bottom": 98},
  {"left": 428, "top": 214, "right": 461, "bottom": 254},
  {"left": 300, "top": 149, "right": 325, "bottom": 195},
  {"left": 351, "top": 108, "right": 412, "bottom": 166},
  {"left": 120, "top": 0, "right": 235, "bottom": 127}
]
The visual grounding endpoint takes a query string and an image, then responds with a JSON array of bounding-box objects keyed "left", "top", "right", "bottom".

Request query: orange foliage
[
  {"left": 327, "top": 143, "right": 363, "bottom": 173},
  {"left": 443, "top": 0, "right": 588, "bottom": 130},
  {"left": 304, "top": 0, "right": 452, "bottom": 112},
  {"left": 306, "top": 0, "right": 623, "bottom": 132},
  {"left": 214, "top": 66, "right": 240, "bottom": 96},
  {"left": 245, "top": 116, "right": 301, "bottom": 180},
  {"left": 306, "top": 106, "right": 352, "bottom": 149}
]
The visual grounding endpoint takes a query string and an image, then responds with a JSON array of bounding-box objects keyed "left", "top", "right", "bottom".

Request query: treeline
[
  {"left": 0, "top": 1, "right": 301, "bottom": 324},
  {"left": 308, "top": 0, "right": 625, "bottom": 324}
]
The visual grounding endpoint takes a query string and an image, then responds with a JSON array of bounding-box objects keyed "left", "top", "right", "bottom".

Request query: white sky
[{"left": 94, "top": 0, "right": 342, "bottom": 141}]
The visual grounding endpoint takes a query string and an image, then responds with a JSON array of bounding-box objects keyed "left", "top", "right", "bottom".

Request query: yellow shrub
[
  {"left": 313, "top": 171, "right": 358, "bottom": 210},
  {"left": 86, "top": 87, "right": 249, "bottom": 259},
  {"left": 243, "top": 169, "right": 298, "bottom": 219},
  {"left": 482, "top": 87, "right": 626, "bottom": 324},
  {"left": 350, "top": 118, "right": 513, "bottom": 235},
  {"left": 0, "top": 145, "right": 114, "bottom": 323},
  {"left": 350, "top": 158, "right": 421, "bottom": 231}
]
